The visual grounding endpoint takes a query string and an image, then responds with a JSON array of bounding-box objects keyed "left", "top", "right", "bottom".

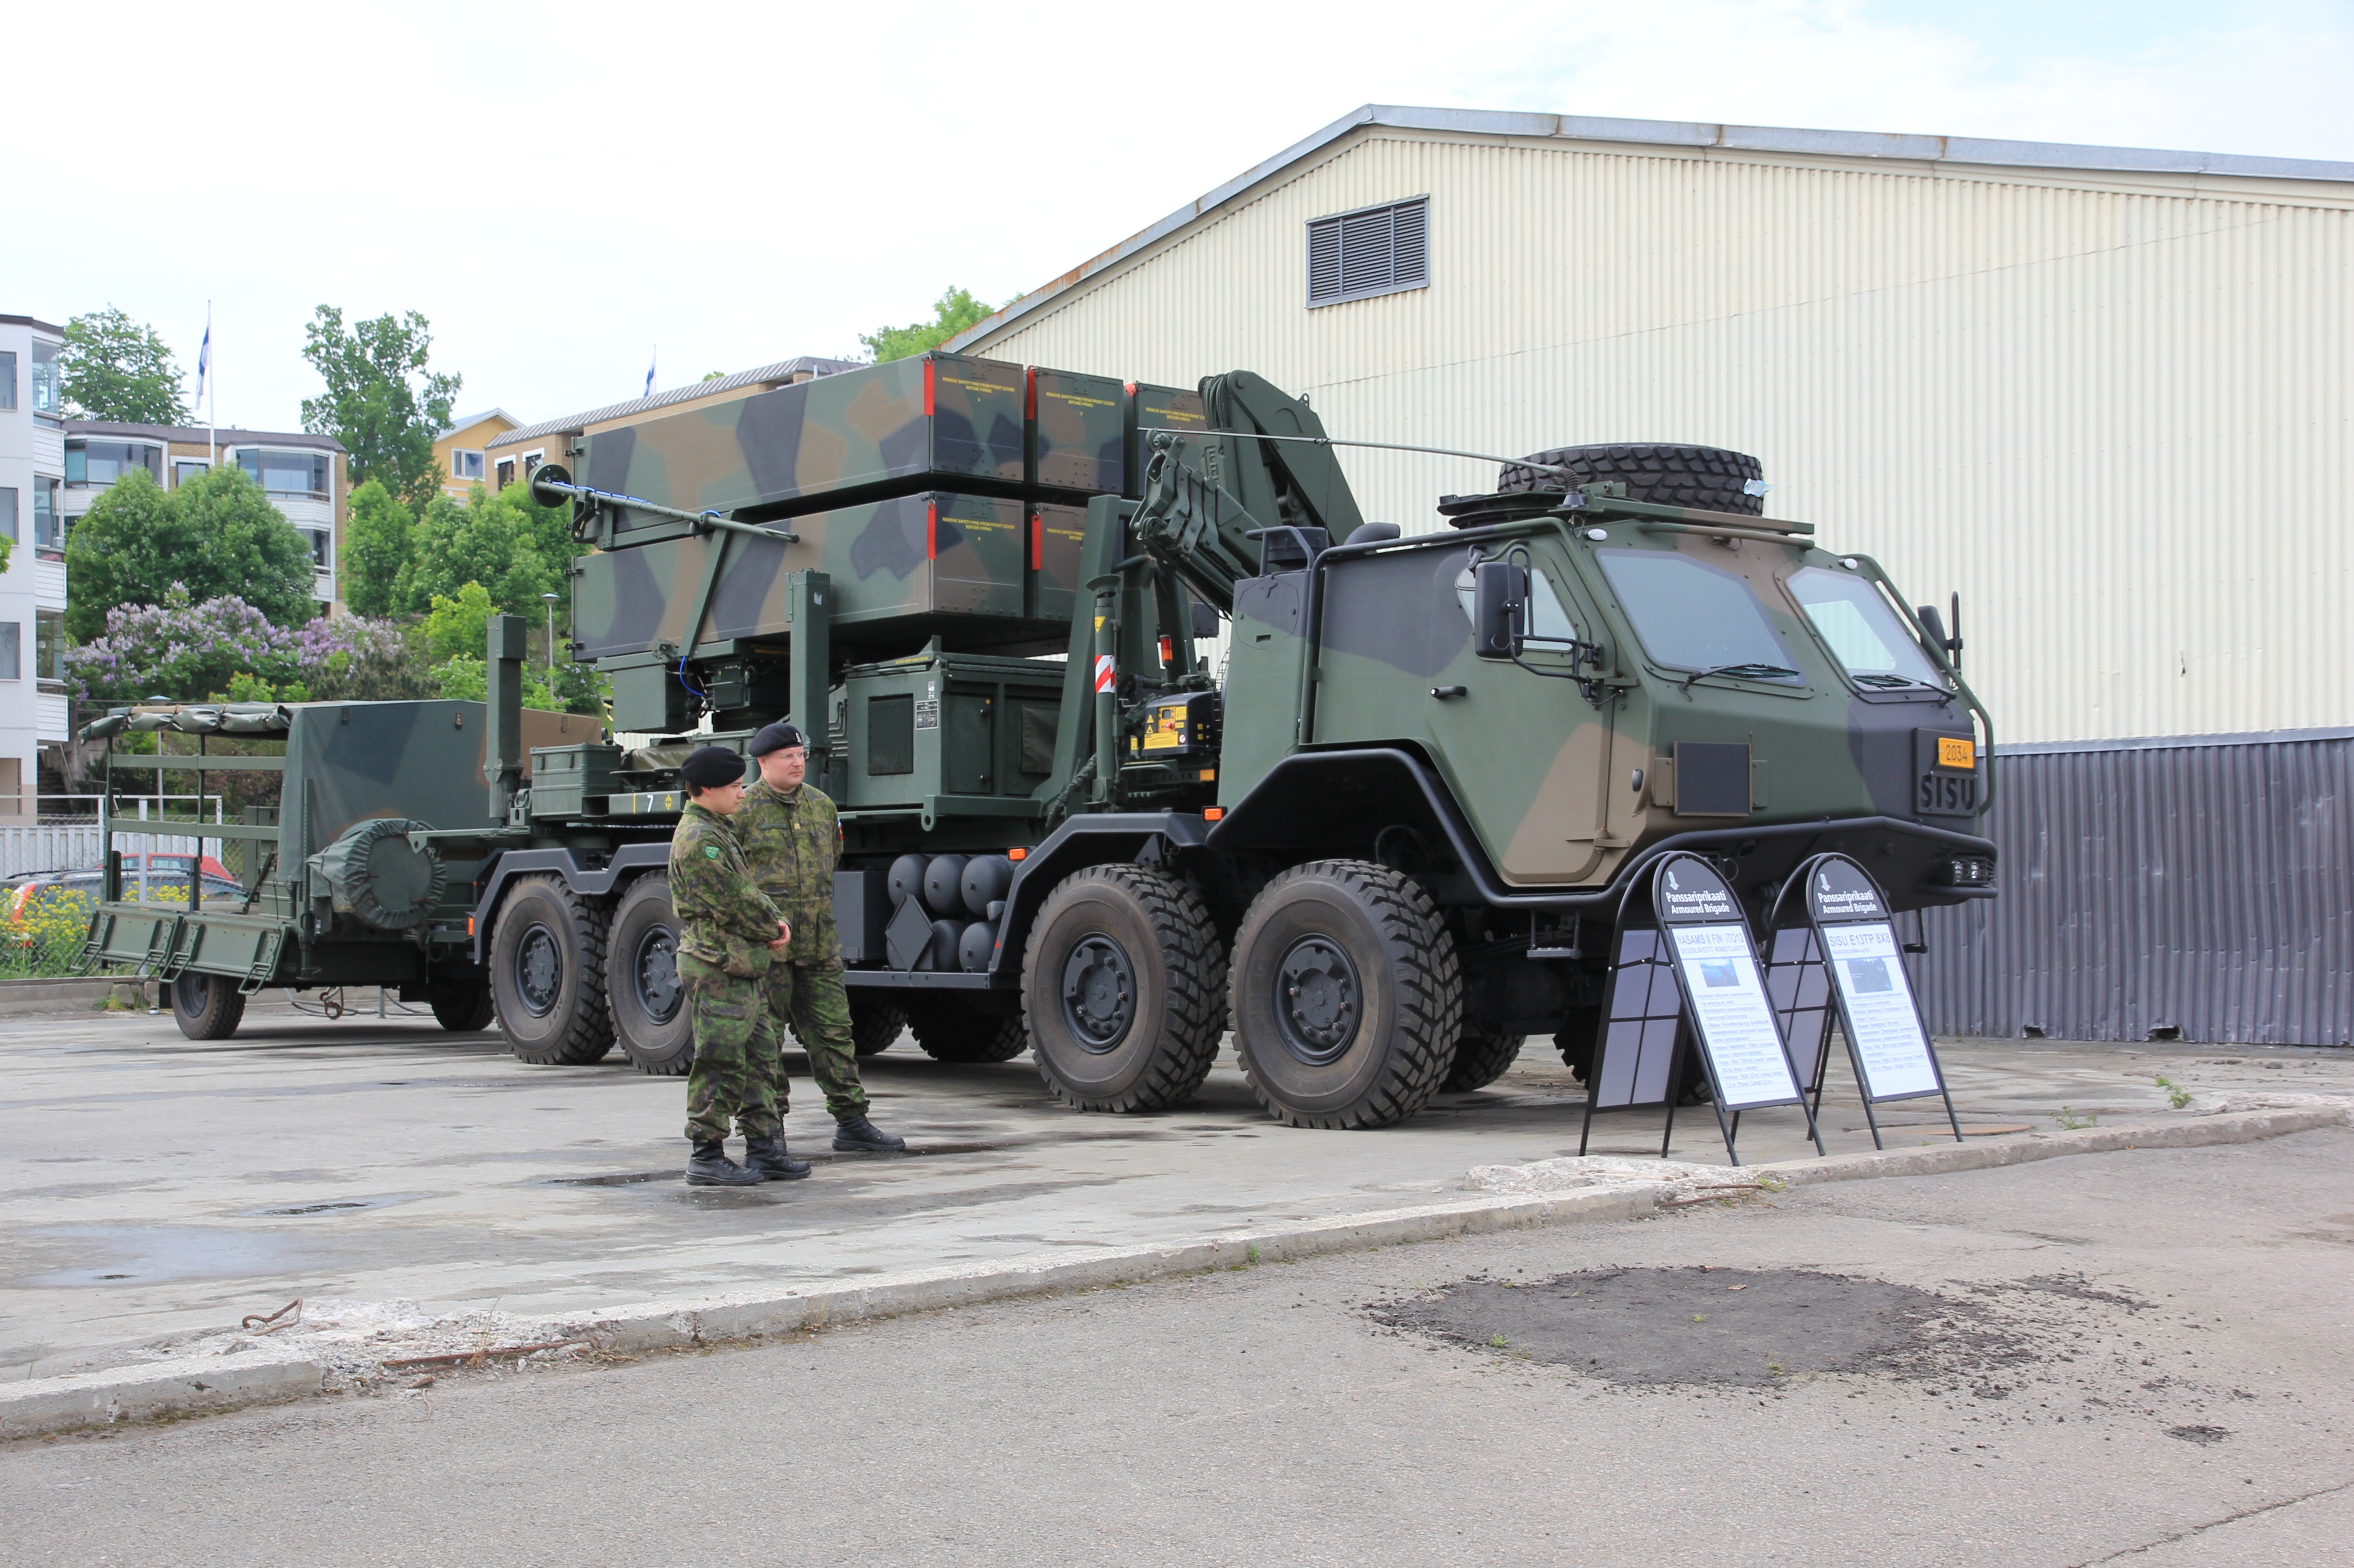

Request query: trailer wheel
[
  {"left": 1441, "top": 1029, "right": 1526, "bottom": 1093},
  {"left": 606, "top": 873, "right": 692, "bottom": 1075},
  {"left": 489, "top": 874, "right": 614, "bottom": 1066},
  {"left": 429, "top": 984, "right": 495, "bottom": 1032},
  {"left": 1023, "top": 865, "right": 1224, "bottom": 1112},
  {"left": 1554, "top": 1005, "right": 1603, "bottom": 1083},
  {"left": 850, "top": 993, "right": 908, "bottom": 1057},
  {"left": 905, "top": 997, "right": 1028, "bottom": 1063},
  {"left": 169, "top": 972, "right": 246, "bottom": 1041},
  {"left": 1230, "top": 859, "right": 1460, "bottom": 1129}
]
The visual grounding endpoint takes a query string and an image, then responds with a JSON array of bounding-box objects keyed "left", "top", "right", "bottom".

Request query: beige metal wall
[{"left": 968, "top": 129, "right": 2354, "bottom": 745}]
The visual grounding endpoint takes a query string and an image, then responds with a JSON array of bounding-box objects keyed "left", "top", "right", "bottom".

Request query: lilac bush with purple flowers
[{"left": 63, "top": 584, "right": 430, "bottom": 706}]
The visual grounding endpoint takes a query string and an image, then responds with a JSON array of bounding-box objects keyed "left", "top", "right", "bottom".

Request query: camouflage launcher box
[
  {"left": 572, "top": 492, "right": 1091, "bottom": 661},
  {"left": 576, "top": 354, "right": 1135, "bottom": 541}
]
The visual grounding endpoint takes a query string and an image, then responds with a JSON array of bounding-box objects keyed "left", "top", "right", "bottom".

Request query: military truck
[{"left": 80, "top": 354, "right": 1995, "bottom": 1130}]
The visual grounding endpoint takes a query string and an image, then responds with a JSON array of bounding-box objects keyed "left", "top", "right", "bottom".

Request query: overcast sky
[{"left": 10, "top": 0, "right": 2348, "bottom": 435}]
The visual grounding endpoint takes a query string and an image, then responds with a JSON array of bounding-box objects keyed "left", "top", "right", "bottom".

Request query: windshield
[
  {"left": 1786, "top": 567, "right": 1948, "bottom": 688},
  {"left": 1595, "top": 549, "right": 1799, "bottom": 680}
]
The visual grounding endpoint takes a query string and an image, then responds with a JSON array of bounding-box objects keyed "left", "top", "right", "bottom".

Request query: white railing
[{"left": 0, "top": 824, "right": 104, "bottom": 878}]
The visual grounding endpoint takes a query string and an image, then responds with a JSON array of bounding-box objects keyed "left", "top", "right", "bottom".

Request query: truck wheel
[
  {"left": 850, "top": 993, "right": 908, "bottom": 1057},
  {"left": 606, "top": 873, "right": 692, "bottom": 1075},
  {"left": 1496, "top": 442, "right": 1764, "bottom": 516},
  {"left": 1230, "top": 859, "right": 1461, "bottom": 1129},
  {"left": 489, "top": 874, "right": 614, "bottom": 1066},
  {"left": 1441, "top": 1029, "right": 1526, "bottom": 1093},
  {"left": 170, "top": 972, "right": 246, "bottom": 1041},
  {"left": 429, "top": 984, "right": 495, "bottom": 1032},
  {"left": 1023, "top": 865, "right": 1224, "bottom": 1112},
  {"left": 905, "top": 997, "right": 1028, "bottom": 1063}
]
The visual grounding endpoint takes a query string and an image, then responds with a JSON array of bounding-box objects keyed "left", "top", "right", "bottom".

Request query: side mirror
[{"left": 1473, "top": 560, "right": 1527, "bottom": 659}]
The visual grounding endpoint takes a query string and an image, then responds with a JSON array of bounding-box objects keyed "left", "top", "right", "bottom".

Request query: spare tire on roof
[{"left": 1497, "top": 443, "right": 1766, "bottom": 517}]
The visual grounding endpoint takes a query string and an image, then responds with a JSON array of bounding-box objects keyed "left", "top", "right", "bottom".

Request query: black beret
[
  {"left": 679, "top": 745, "right": 747, "bottom": 789},
  {"left": 750, "top": 721, "right": 806, "bottom": 757}
]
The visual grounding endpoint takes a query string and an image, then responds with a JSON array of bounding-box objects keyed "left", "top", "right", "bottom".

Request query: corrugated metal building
[{"left": 950, "top": 105, "right": 2352, "bottom": 1045}]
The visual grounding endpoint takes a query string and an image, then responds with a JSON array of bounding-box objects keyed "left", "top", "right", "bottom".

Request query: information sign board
[{"left": 1771, "top": 853, "right": 1962, "bottom": 1147}]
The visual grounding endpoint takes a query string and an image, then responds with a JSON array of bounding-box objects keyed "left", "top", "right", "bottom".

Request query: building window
[
  {"left": 34, "top": 481, "right": 61, "bottom": 558},
  {"left": 172, "top": 460, "right": 209, "bottom": 487},
  {"left": 64, "top": 440, "right": 163, "bottom": 487},
  {"left": 0, "top": 488, "right": 14, "bottom": 543},
  {"left": 522, "top": 450, "right": 545, "bottom": 477},
  {"left": 302, "top": 527, "right": 332, "bottom": 568},
  {"left": 36, "top": 613, "right": 63, "bottom": 681},
  {"left": 451, "top": 449, "right": 484, "bottom": 481},
  {"left": 232, "top": 448, "right": 330, "bottom": 498},
  {"left": 0, "top": 624, "right": 21, "bottom": 681},
  {"left": 0, "top": 351, "right": 14, "bottom": 410},
  {"left": 495, "top": 457, "right": 515, "bottom": 489},
  {"left": 1306, "top": 196, "right": 1429, "bottom": 308},
  {"left": 30, "top": 341, "right": 60, "bottom": 415}
]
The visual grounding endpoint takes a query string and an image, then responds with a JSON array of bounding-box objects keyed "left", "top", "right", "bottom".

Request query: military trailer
[{"left": 79, "top": 352, "right": 1996, "bottom": 1130}]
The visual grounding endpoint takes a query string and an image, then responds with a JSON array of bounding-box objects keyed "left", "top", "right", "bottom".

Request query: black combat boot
[
  {"left": 744, "top": 1135, "right": 812, "bottom": 1181},
  {"left": 832, "top": 1112, "right": 906, "bottom": 1153},
  {"left": 685, "top": 1139, "right": 763, "bottom": 1187}
]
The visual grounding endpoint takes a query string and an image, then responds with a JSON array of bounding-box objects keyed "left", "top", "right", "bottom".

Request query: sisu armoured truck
[{"left": 80, "top": 353, "right": 1996, "bottom": 1129}]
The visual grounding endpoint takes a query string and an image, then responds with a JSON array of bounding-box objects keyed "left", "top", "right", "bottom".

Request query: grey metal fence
[{"left": 1915, "top": 727, "right": 2353, "bottom": 1047}]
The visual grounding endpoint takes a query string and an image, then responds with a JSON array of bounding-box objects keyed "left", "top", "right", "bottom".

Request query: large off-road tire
[
  {"left": 1496, "top": 443, "right": 1764, "bottom": 516},
  {"left": 606, "top": 873, "right": 692, "bottom": 1075},
  {"left": 1023, "top": 865, "right": 1224, "bottom": 1112},
  {"left": 1441, "top": 1029, "right": 1526, "bottom": 1093},
  {"left": 850, "top": 992, "right": 909, "bottom": 1057},
  {"left": 170, "top": 972, "right": 246, "bottom": 1041},
  {"left": 1230, "top": 860, "right": 1461, "bottom": 1129},
  {"left": 429, "top": 984, "right": 495, "bottom": 1032},
  {"left": 905, "top": 996, "right": 1029, "bottom": 1063},
  {"left": 489, "top": 874, "right": 615, "bottom": 1066}
]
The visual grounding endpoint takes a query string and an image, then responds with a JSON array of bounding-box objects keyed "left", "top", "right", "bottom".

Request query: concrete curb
[
  {"left": 0, "top": 976, "right": 143, "bottom": 1015},
  {"left": 10, "top": 1103, "right": 2341, "bottom": 1439},
  {"left": 1756, "top": 1104, "right": 2350, "bottom": 1188},
  {"left": 0, "top": 1350, "right": 322, "bottom": 1439}
]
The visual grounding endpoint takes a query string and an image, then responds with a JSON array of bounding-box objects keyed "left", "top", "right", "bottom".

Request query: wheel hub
[
  {"left": 1273, "top": 937, "right": 1360, "bottom": 1065},
  {"left": 635, "top": 926, "right": 681, "bottom": 1024},
  {"left": 1060, "top": 934, "right": 1137, "bottom": 1053},
  {"left": 515, "top": 924, "right": 563, "bottom": 1017}
]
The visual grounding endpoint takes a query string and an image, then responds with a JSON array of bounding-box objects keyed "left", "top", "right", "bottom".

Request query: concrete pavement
[
  {"left": 4, "top": 1121, "right": 2347, "bottom": 1567},
  {"left": 4, "top": 994, "right": 2348, "bottom": 1381}
]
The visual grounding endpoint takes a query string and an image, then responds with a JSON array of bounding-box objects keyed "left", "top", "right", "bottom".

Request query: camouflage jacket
[
  {"left": 669, "top": 801, "right": 783, "bottom": 978},
  {"left": 733, "top": 780, "right": 841, "bottom": 967}
]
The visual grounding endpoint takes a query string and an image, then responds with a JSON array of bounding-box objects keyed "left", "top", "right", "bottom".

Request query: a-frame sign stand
[
  {"left": 1766, "top": 852, "right": 1963, "bottom": 1150},
  {"left": 1579, "top": 853, "right": 1825, "bottom": 1167}
]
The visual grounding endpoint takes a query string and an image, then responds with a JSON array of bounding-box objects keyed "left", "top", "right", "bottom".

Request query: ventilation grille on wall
[{"left": 1306, "top": 197, "right": 1429, "bottom": 307}]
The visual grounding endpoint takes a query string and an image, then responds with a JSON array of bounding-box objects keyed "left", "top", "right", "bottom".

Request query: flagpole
[{"left": 205, "top": 302, "right": 215, "bottom": 468}]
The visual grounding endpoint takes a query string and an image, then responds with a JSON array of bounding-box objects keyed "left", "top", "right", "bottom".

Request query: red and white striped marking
[{"left": 1093, "top": 655, "right": 1115, "bottom": 693}]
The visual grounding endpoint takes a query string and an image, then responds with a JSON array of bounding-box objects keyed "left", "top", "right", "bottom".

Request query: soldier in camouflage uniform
[
  {"left": 736, "top": 721, "right": 906, "bottom": 1153},
  {"left": 670, "top": 745, "right": 812, "bottom": 1187}
]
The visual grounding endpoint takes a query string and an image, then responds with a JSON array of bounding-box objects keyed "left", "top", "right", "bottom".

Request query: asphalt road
[
  {"left": 5, "top": 995, "right": 2348, "bottom": 1379},
  {"left": 5, "top": 1124, "right": 2348, "bottom": 1567}
]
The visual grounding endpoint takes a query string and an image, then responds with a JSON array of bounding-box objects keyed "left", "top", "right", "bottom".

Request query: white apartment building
[
  {"left": 0, "top": 314, "right": 67, "bottom": 817},
  {"left": 58, "top": 422, "right": 348, "bottom": 612}
]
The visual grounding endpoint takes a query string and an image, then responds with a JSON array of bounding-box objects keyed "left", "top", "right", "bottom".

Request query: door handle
[{"left": 1430, "top": 686, "right": 1467, "bottom": 700}]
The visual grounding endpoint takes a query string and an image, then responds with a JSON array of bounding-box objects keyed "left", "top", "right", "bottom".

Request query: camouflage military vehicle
[{"left": 80, "top": 351, "right": 1994, "bottom": 1130}]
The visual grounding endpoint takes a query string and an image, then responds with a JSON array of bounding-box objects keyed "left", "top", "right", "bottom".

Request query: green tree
[
  {"left": 64, "top": 467, "right": 315, "bottom": 639},
  {"left": 60, "top": 307, "right": 190, "bottom": 425},
  {"left": 422, "top": 581, "right": 497, "bottom": 663},
  {"left": 398, "top": 486, "right": 561, "bottom": 618},
  {"left": 299, "top": 306, "right": 461, "bottom": 509},
  {"left": 343, "top": 478, "right": 415, "bottom": 618},
  {"left": 858, "top": 286, "right": 997, "bottom": 362}
]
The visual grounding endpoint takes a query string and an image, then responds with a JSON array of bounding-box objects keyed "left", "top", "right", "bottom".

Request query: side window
[{"left": 1454, "top": 562, "right": 1581, "bottom": 643}]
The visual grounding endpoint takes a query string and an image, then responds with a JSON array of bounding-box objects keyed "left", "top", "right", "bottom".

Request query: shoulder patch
[{"left": 703, "top": 845, "right": 721, "bottom": 860}]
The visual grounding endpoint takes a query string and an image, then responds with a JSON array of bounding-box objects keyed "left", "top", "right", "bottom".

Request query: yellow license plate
[{"left": 1937, "top": 736, "right": 1976, "bottom": 770}]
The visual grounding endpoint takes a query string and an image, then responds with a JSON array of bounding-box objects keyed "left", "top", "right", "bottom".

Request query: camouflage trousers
[
  {"left": 761, "top": 960, "right": 868, "bottom": 1121},
  {"left": 679, "top": 955, "right": 782, "bottom": 1144}
]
